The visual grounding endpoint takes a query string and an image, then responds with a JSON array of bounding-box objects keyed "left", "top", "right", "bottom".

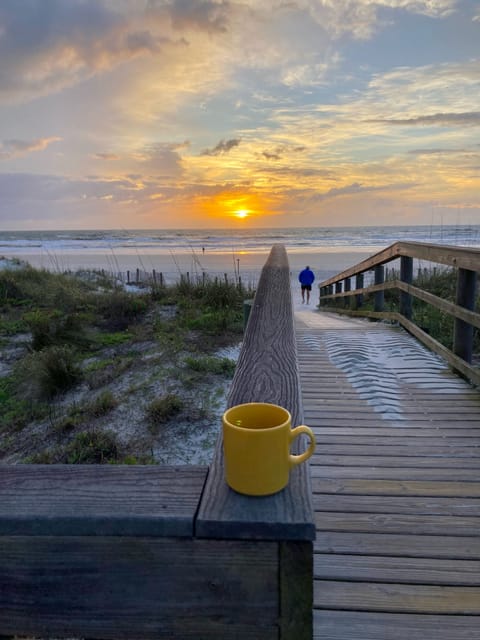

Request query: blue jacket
[{"left": 299, "top": 268, "right": 315, "bottom": 286}]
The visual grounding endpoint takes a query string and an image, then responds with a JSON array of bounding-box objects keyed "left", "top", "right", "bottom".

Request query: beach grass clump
[
  {"left": 92, "top": 289, "right": 148, "bottom": 331},
  {"left": 23, "top": 308, "right": 86, "bottom": 350},
  {"left": 50, "top": 391, "right": 117, "bottom": 435},
  {"left": 0, "top": 264, "right": 91, "bottom": 311},
  {"left": 64, "top": 429, "right": 120, "bottom": 464},
  {"left": 15, "top": 345, "right": 82, "bottom": 400},
  {"left": 84, "top": 355, "right": 134, "bottom": 389},
  {"left": 184, "top": 355, "right": 236, "bottom": 376},
  {"left": 0, "top": 375, "right": 45, "bottom": 432},
  {"left": 84, "top": 390, "right": 119, "bottom": 418},
  {"left": 94, "top": 330, "right": 133, "bottom": 347},
  {"left": 29, "top": 429, "right": 121, "bottom": 464},
  {"left": 146, "top": 393, "right": 183, "bottom": 431}
]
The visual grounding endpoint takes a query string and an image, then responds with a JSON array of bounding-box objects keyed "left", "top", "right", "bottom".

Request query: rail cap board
[
  {"left": 0, "top": 465, "right": 207, "bottom": 537},
  {"left": 196, "top": 245, "right": 316, "bottom": 542},
  {"left": 319, "top": 241, "right": 480, "bottom": 287}
]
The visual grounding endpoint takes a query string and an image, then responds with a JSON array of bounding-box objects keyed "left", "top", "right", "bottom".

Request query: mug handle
[{"left": 289, "top": 425, "right": 316, "bottom": 467}]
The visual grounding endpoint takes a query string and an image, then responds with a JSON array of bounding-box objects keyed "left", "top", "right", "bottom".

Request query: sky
[{"left": 0, "top": 0, "right": 479, "bottom": 230}]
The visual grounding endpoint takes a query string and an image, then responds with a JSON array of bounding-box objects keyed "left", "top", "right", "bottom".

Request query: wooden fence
[
  {"left": 0, "top": 244, "right": 314, "bottom": 639},
  {"left": 318, "top": 240, "right": 480, "bottom": 386}
]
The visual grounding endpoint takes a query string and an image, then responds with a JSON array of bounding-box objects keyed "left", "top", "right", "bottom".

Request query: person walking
[{"left": 299, "top": 266, "right": 315, "bottom": 304}]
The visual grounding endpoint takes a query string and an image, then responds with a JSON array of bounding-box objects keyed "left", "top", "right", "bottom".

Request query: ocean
[
  {"left": 1, "top": 225, "right": 479, "bottom": 284},
  {"left": 1, "top": 225, "right": 480, "bottom": 255}
]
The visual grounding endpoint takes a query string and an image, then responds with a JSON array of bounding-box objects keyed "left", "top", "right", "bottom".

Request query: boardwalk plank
[
  {"left": 314, "top": 553, "right": 480, "bottom": 585},
  {"left": 310, "top": 466, "right": 480, "bottom": 481},
  {"left": 311, "top": 454, "right": 480, "bottom": 468},
  {"left": 313, "top": 611, "right": 480, "bottom": 640},
  {"left": 312, "top": 444, "right": 480, "bottom": 455},
  {"left": 314, "top": 580, "right": 480, "bottom": 613},
  {"left": 313, "top": 494, "right": 480, "bottom": 516},
  {"left": 314, "top": 511, "right": 480, "bottom": 536},
  {"left": 296, "top": 309, "right": 480, "bottom": 639},
  {"left": 314, "top": 531, "right": 480, "bottom": 559},
  {"left": 312, "top": 478, "right": 480, "bottom": 496}
]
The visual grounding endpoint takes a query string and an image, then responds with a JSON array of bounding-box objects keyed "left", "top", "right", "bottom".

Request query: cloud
[
  {"left": 0, "top": 0, "right": 172, "bottom": 104},
  {"left": 133, "top": 142, "right": 185, "bottom": 176},
  {"left": 308, "top": 181, "right": 417, "bottom": 202},
  {"left": 0, "top": 136, "right": 61, "bottom": 159},
  {"left": 166, "top": 0, "right": 230, "bottom": 34},
  {"left": 200, "top": 138, "right": 241, "bottom": 156},
  {"left": 94, "top": 152, "right": 121, "bottom": 161},
  {"left": 261, "top": 145, "right": 306, "bottom": 161},
  {"left": 0, "top": 172, "right": 142, "bottom": 203},
  {"left": 408, "top": 147, "right": 470, "bottom": 155},
  {"left": 368, "top": 112, "right": 480, "bottom": 127}
]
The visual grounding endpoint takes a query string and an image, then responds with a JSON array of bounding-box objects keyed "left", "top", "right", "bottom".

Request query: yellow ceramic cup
[{"left": 222, "top": 402, "right": 316, "bottom": 496}]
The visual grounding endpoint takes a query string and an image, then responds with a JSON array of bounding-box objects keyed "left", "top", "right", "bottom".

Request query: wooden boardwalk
[{"left": 295, "top": 309, "right": 480, "bottom": 640}]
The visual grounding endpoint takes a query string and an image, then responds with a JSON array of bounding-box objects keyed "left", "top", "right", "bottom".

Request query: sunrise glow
[{"left": 0, "top": 2, "right": 478, "bottom": 229}]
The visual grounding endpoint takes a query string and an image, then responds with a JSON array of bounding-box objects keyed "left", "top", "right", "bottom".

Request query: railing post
[
  {"left": 355, "top": 273, "right": 364, "bottom": 309},
  {"left": 374, "top": 265, "right": 385, "bottom": 312},
  {"left": 453, "top": 268, "right": 477, "bottom": 363},
  {"left": 344, "top": 277, "right": 351, "bottom": 308},
  {"left": 400, "top": 256, "right": 413, "bottom": 319}
]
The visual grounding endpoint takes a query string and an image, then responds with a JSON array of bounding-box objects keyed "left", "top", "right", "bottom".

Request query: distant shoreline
[{"left": 0, "top": 246, "right": 375, "bottom": 282}]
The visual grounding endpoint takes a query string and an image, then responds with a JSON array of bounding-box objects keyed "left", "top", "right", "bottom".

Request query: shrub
[
  {"left": 23, "top": 309, "right": 85, "bottom": 350},
  {"left": 94, "top": 290, "right": 148, "bottom": 331},
  {"left": 16, "top": 345, "right": 82, "bottom": 400}
]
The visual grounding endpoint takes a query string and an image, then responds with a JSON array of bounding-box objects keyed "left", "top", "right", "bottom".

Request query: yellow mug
[{"left": 222, "top": 402, "right": 316, "bottom": 496}]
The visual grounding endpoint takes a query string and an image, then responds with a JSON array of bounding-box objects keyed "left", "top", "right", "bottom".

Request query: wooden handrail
[
  {"left": 320, "top": 241, "right": 480, "bottom": 287},
  {"left": 318, "top": 241, "right": 480, "bottom": 386},
  {"left": 197, "top": 243, "right": 315, "bottom": 541}
]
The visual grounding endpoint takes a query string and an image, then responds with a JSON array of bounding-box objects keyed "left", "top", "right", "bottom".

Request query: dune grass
[{"left": 0, "top": 262, "right": 254, "bottom": 463}]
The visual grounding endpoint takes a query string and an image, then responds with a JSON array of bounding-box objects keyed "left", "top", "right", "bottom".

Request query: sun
[{"left": 234, "top": 209, "right": 250, "bottom": 219}]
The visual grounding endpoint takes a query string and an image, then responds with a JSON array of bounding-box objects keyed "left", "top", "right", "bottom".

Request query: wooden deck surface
[{"left": 295, "top": 308, "right": 480, "bottom": 640}]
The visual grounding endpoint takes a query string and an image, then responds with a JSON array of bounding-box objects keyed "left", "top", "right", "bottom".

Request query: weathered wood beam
[{"left": 196, "top": 244, "right": 315, "bottom": 542}]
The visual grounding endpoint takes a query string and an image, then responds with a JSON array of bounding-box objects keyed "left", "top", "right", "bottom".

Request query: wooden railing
[
  {"left": 0, "top": 244, "right": 314, "bottom": 639},
  {"left": 318, "top": 241, "right": 480, "bottom": 386}
]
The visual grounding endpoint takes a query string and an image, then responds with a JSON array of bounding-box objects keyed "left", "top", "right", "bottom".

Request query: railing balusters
[
  {"left": 374, "top": 265, "right": 385, "bottom": 312},
  {"left": 454, "top": 268, "right": 478, "bottom": 363},
  {"left": 400, "top": 256, "right": 413, "bottom": 320}
]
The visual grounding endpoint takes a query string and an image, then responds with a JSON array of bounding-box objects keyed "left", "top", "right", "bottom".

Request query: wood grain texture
[
  {"left": 314, "top": 580, "right": 480, "bottom": 613},
  {"left": 314, "top": 531, "right": 480, "bottom": 558},
  {"left": 0, "top": 465, "right": 207, "bottom": 537},
  {"left": 314, "top": 554, "right": 480, "bottom": 585},
  {"left": 197, "top": 245, "right": 315, "bottom": 541},
  {"left": 313, "top": 610, "right": 480, "bottom": 640},
  {"left": 0, "top": 537, "right": 279, "bottom": 639},
  {"left": 313, "top": 494, "right": 480, "bottom": 516}
]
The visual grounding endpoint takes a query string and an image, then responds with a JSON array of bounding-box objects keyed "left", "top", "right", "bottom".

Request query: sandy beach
[{"left": 1, "top": 246, "right": 376, "bottom": 285}]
